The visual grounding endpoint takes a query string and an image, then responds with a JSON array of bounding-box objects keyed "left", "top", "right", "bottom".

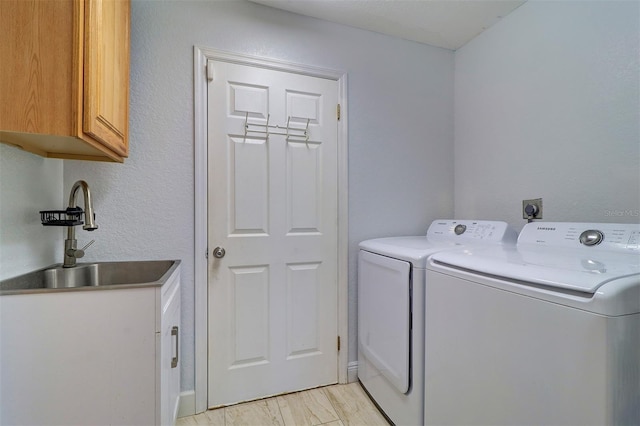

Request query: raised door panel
[
  {"left": 229, "top": 136, "right": 270, "bottom": 236},
  {"left": 287, "top": 140, "right": 321, "bottom": 234},
  {"left": 286, "top": 262, "right": 322, "bottom": 358},
  {"left": 83, "top": 0, "right": 129, "bottom": 157},
  {"left": 229, "top": 266, "right": 270, "bottom": 367}
]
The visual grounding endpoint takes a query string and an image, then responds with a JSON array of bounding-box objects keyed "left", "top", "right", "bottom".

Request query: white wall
[
  {"left": 63, "top": 0, "right": 455, "bottom": 394},
  {"left": 0, "top": 145, "right": 63, "bottom": 280},
  {"left": 454, "top": 0, "right": 640, "bottom": 231}
]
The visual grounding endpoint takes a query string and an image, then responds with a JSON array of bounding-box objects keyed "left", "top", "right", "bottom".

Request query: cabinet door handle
[{"left": 171, "top": 326, "right": 179, "bottom": 368}]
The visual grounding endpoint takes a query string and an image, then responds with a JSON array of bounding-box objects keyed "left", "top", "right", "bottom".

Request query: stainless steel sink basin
[
  {"left": 44, "top": 263, "right": 100, "bottom": 288},
  {"left": 0, "top": 260, "right": 180, "bottom": 294}
]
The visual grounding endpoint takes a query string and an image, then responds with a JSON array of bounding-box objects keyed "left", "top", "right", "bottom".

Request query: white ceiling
[{"left": 249, "top": 0, "right": 527, "bottom": 50}]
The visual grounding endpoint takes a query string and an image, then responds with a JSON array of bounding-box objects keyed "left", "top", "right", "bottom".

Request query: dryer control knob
[
  {"left": 579, "top": 230, "right": 604, "bottom": 246},
  {"left": 454, "top": 224, "right": 467, "bottom": 235}
]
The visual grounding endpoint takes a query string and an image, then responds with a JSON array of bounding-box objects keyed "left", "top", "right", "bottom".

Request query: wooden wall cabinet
[{"left": 0, "top": 0, "right": 130, "bottom": 162}]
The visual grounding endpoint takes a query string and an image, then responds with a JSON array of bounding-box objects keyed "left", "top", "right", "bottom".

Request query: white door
[{"left": 207, "top": 60, "right": 339, "bottom": 407}]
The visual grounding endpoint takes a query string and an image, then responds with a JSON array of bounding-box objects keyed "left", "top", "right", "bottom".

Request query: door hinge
[
  {"left": 337, "top": 336, "right": 341, "bottom": 351},
  {"left": 206, "top": 60, "right": 214, "bottom": 82},
  {"left": 336, "top": 104, "right": 341, "bottom": 121}
]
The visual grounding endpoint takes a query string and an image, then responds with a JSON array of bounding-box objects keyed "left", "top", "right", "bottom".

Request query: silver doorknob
[{"left": 213, "top": 247, "right": 226, "bottom": 258}]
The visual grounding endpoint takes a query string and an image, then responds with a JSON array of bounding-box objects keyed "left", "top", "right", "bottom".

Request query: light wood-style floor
[{"left": 177, "top": 383, "right": 391, "bottom": 426}]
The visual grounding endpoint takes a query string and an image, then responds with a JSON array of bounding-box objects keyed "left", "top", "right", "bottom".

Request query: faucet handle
[
  {"left": 80, "top": 240, "right": 95, "bottom": 251},
  {"left": 74, "top": 240, "right": 95, "bottom": 259}
]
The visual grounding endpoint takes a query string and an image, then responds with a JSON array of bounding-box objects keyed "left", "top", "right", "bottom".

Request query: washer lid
[
  {"left": 359, "top": 236, "right": 460, "bottom": 267},
  {"left": 430, "top": 245, "right": 640, "bottom": 294}
]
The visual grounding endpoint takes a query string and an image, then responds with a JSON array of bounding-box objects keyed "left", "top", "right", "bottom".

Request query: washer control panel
[
  {"left": 427, "top": 220, "right": 517, "bottom": 243},
  {"left": 519, "top": 222, "right": 640, "bottom": 252}
]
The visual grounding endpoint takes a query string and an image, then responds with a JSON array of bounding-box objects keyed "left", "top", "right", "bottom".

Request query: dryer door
[{"left": 358, "top": 250, "right": 411, "bottom": 393}]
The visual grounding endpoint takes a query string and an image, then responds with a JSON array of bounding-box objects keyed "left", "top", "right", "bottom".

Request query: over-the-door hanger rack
[{"left": 244, "top": 112, "right": 311, "bottom": 142}]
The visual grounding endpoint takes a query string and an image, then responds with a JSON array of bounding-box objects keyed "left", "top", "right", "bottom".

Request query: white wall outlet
[{"left": 523, "top": 198, "right": 543, "bottom": 219}]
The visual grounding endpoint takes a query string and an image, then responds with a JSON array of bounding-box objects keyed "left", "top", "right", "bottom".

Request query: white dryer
[
  {"left": 358, "top": 220, "right": 517, "bottom": 426},
  {"left": 425, "top": 222, "right": 640, "bottom": 426}
]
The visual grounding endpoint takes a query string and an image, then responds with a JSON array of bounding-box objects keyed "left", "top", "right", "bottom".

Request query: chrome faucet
[{"left": 63, "top": 180, "right": 98, "bottom": 268}]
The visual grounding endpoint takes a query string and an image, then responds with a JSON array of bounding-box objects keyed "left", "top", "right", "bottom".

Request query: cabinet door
[
  {"left": 161, "top": 278, "right": 181, "bottom": 425},
  {"left": 83, "top": 0, "right": 129, "bottom": 157}
]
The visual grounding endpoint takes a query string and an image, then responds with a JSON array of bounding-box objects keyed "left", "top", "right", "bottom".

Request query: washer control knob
[
  {"left": 579, "top": 230, "right": 604, "bottom": 246},
  {"left": 454, "top": 224, "right": 467, "bottom": 235}
]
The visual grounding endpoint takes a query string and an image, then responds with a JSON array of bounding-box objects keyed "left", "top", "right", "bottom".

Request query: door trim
[{"left": 193, "top": 46, "right": 349, "bottom": 415}]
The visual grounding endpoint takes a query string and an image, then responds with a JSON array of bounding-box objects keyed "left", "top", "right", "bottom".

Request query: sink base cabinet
[{"left": 0, "top": 266, "right": 181, "bottom": 425}]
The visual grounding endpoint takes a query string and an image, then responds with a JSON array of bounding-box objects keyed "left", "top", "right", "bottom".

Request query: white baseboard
[
  {"left": 347, "top": 361, "right": 359, "bottom": 383},
  {"left": 177, "top": 390, "right": 196, "bottom": 418}
]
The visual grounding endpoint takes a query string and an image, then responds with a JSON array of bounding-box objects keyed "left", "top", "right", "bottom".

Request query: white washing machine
[
  {"left": 425, "top": 222, "right": 640, "bottom": 426},
  {"left": 358, "top": 220, "right": 517, "bottom": 426}
]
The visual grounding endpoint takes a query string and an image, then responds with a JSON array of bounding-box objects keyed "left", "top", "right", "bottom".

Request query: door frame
[{"left": 193, "top": 46, "right": 349, "bottom": 414}]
